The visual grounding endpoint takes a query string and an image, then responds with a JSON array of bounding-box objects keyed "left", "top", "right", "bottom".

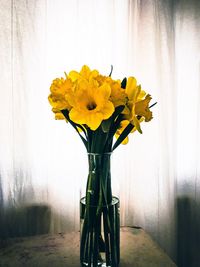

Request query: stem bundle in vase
[
  {"left": 48, "top": 65, "right": 156, "bottom": 267},
  {"left": 80, "top": 153, "right": 119, "bottom": 266}
]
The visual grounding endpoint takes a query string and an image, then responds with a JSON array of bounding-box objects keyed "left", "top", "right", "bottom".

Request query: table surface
[{"left": 0, "top": 227, "right": 177, "bottom": 267}]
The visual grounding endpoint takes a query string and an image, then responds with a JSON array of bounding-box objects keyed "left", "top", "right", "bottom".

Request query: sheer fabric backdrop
[{"left": 0, "top": 0, "right": 200, "bottom": 265}]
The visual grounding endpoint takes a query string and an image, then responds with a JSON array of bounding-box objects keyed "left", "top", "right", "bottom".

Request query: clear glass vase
[{"left": 80, "top": 153, "right": 120, "bottom": 267}]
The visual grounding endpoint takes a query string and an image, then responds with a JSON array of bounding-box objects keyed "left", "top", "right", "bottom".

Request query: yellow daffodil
[
  {"left": 68, "top": 65, "right": 99, "bottom": 82},
  {"left": 135, "top": 94, "right": 153, "bottom": 122},
  {"left": 48, "top": 77, "right": 73, "bottom": 112},
  {"left": 66, "top": 78, "right": 114, "bottom": 130},
  {"left": 96, "top": 75, "right": 127, "bottom": 107},
  {"left": 48, "top": 66, "right": 155, "bottom": 149},
  {"left": 124, "top": 77, "right": 152, "bottom": 133},
  {"left": 110, "top": 81, "right": 127, "bottom": 107}
]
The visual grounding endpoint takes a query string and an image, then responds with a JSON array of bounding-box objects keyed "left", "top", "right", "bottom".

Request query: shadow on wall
[
  {"left": 0, "top": 204, "right": 51, "bottom": 247},
  {"left": 176, "top": 196, "right": 200, "bottom": 267},
  {"left": 0, "top": 172, "right": 52, "bottom": 247},
  {"left": 0, "top": 172, "right": 76, "bottom": 248}
]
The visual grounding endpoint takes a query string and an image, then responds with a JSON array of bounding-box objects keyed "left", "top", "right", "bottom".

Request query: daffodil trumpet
[{"left": 48, "top": 65, "right": 155, "bottom": 267}]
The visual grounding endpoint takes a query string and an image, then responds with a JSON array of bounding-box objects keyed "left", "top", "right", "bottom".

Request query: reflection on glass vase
[{"left": 80, "top": 153, "right": 120, "bottom": 267}]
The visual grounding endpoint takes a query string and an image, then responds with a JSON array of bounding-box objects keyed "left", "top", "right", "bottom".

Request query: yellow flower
[
  {"left": 109, "top": 80, "right": 127, "bottom": 107},
  {"left": 48, "top": 67, "right": 154, "bottom": 138},
  {"left": 51, "top": 108, "right": 66, "bottom": 120},
  {"left": 96, "top": 75, "right": 127, "bottom": 107},
  {"left": 135, "top": 94, "right": 153, "bottom": 122},
  {"left": 68, "top": 65, "right": 99, "bottom": 82},
  {"left": 48, "top": 77, "right": 73, "bottom": 111},
  {"left": 66, "top": 78, "right": 114, "bottom": 130},
  {"left": 124, "top": 77, "right": 151, "bottom": 133}
]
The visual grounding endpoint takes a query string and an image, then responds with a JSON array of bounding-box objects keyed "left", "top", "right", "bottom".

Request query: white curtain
[{"left": 0, "top": 0, "right": 200, "bottom": 265}]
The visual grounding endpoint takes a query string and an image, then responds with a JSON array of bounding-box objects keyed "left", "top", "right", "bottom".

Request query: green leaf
[
  {"left": 85, "top": 126, "right": 92, "bottom": 152},
  {"left": 104, "top": 114, "right": 123, "bottom": 150},
  {"left": 61, "top": 109, "right": 88, "bottom": 150},
  {"left": 61, "top": 109, "right": 87, "bottom": 136},
  {"left": 112, "top": 123, "right": 134, "bottom": 151},
  {"left": 112, "top": 105, "right": 125, "bottom": 118},
  {"left": 149, "top": 102, "right": 157, "bottom": 108},
  {"left": 108, "top": 113, "right": 123, "bottom": 138},
  {"left": 101, "top": 106, "right": 124, "bottom": 133},
  {"left": 121, "top": 77, "right": 127, "bottom": 89},
  {"left": 102, "top": 119, "right": 112, "bottom": 133},
  {"left": 103, "top": 106, "right": 125, "bottom": 149},
  {"left": 109, "top": 65, "right": 113, "bottom": 77}
]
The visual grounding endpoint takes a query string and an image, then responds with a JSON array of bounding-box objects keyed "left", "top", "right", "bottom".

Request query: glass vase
[{"left": 80, "top": 153, "right": 120, "bottom": 267}]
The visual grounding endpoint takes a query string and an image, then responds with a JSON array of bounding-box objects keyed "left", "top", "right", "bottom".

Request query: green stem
[
  {"left": 81, "top": 153, "right": 119, "bottom": 267},
  {"left": 103, "top": 208, "right": 111, "bottom": 266},
  {"left": 88, "top": 229, "right": 93, "bottom": 267},
  {"left": 80, "top": 214, "right": 88, "bottom": 262},
  {"left": 116, "top": 202, "right": 120, "bottom": 264},
  {"left": 93, "top": 213, "right": 101, "bottom": 266},
  {"left": 110, "top": 207, "right": 117, "bottom": 267},
  {"left": 84, "top": 230, "right": 89, "bottom": 263}
]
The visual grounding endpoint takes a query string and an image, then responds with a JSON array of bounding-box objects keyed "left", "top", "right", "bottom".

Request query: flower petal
[
  {"left": 69, "top": 108, "right": 86, "bottom": 124},
  {"left": 131, "top": 116, "right": 142, "bottom": 134},
  {"left": 68, "top": 71, "right": 80, "bottom": 82},
  {"left": 135, "top": 94, "right": 153, "bottom": 122},
  {"left": 122, "top": 136, "right": 129, "bottom": 144},
  {"left": 98, "top": 83, "right": 111, "bottom": 99},
  {"left": 86, "top": 112, "right": 103, "bottom": 130},
  {"left": 125, "top": 77, "right": 137, "bottom": 99},
  {"left": 101, "top": 101, "right": 115, "bottom": 119}
]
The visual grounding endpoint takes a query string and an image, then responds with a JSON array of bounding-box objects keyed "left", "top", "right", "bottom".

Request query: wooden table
[{"left": 0, "top": 227, "right": 177, "bottom": 267}]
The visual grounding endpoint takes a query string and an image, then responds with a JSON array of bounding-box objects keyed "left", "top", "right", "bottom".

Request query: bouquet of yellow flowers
[{"left": 48, "top": 65, "right": 155, "bottom": 267}]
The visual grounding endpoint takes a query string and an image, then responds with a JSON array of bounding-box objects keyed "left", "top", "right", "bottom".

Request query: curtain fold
[{"left": 0, "top": 0, "right": 199, "bottom": 265}]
